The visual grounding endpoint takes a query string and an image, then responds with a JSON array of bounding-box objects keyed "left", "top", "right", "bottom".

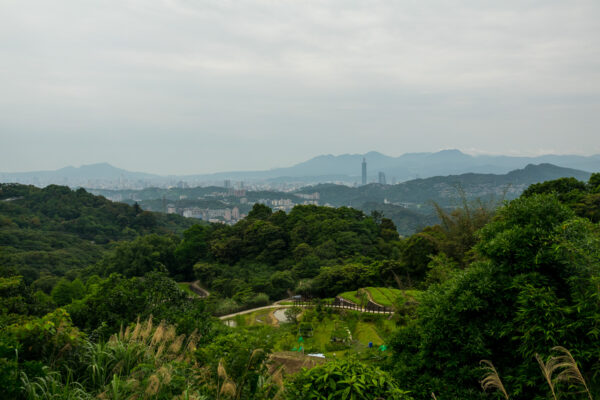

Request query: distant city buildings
[
  {"left": 95, "top": 186, "right": 323, "bottom": 226},
  {"left": 378, "top": 172, "right": 386, "bottom": 185},
  {"left": 296, "top": 192, "right": 320, "bottom": 200},
  {"left": 361, "top": 158, "right": 367, "bottom": 185}
]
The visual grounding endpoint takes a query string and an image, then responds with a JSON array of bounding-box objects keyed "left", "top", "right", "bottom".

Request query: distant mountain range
[
  {"left": 85, "top": 162, "right": 594, "bottom": 236},
  {"left": 1, "top": 149, "right": 599, "bottom": 188},
  {"left": 298, "top": 163, "right": 593, "bottom": 208},
  {"left": 300, "top": 163, "right": 593, "bottom": 234},
  {"left": 260, "top": 150, "right": 600, "bottom": 183}
]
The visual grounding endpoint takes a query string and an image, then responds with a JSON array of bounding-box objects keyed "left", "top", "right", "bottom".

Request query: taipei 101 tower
[{"left": 361, "top": 157, "right": 367, "bottom": 185}]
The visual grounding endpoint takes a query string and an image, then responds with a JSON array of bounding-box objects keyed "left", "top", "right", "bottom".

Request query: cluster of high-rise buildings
[{"left": 361, "top": 158, "right": 389, "bottom": 186}]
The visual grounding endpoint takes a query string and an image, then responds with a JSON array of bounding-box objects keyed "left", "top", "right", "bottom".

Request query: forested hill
[
  {"left": 0, "top": 183, "right": 196, "bottom": 283},
  {"left": 297, "top": 163, "right": 592, "bottom": 208}
]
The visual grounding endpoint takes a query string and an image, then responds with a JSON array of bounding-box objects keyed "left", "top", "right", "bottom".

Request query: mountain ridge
[{"left": 1, "top": 150, "right": 599, "bottom": 188}]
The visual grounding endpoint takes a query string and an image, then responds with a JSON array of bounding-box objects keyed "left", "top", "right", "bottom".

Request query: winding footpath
[
  {"left": 218, "top": 300, "right": 292, "bottom": 320},
  {"left": 218, "top": 299, "right": 394, "bottom": 321}
]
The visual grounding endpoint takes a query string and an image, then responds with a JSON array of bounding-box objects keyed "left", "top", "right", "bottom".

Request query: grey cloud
[{"left": 1, "top": 0, "right": 599, "bottom": 174}]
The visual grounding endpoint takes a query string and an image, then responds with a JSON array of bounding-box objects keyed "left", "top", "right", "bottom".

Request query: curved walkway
[
  {"left": 218, "top": 301, "right": 292, "bottom": 320},
  {"left": 218, "top": 300, "right": 394, "bottom": 320}
]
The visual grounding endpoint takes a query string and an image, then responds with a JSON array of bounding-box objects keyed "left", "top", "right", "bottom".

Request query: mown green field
[
  {"left": 338, "top": 287, "right": 421, "bottom": 307},
  {"left": 338, "top": 290, "right": 368, "bottom": 305},
  {"left": 269, "top": 308, "right": 394, "bottom": 358}
]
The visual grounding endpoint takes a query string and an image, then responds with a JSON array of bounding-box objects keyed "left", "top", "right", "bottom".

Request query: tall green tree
[{"left": 390, "top": 194, "right": 600, "bottom": 398}]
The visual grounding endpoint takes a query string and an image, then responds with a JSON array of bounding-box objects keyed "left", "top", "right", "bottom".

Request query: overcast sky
[{"left": 1, "top": 0, "right": 600, "bottom": 174}]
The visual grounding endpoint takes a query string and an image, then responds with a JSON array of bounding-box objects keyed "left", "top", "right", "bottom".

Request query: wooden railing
[{"left": 293, "top": 297, "right": 393, "bottom": 314}]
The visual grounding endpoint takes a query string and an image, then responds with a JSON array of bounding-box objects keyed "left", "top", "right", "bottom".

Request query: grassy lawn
[
  {"left": 365, "top": 287, "right": 402, "bottom": 306},
  {"left": 308, "top": 319, "right": 335, "bottom": 352},
  {"left": 272, "top": 309, "right": 397, "bottom": 358},
  {"left": 338, "top": 287, "right": 423, "bottom": 307},
  {"left": 353, "top": 321, "right": 384, "bottom": 345},
  {"left": 338, "top": 290, "right": 368, "bottom": 305},
  {"left": 178, "top": 283, "right": 198, "bottom": 297},
  {"left": 403, "top": 289, "right": 421, "bottom": 300}
]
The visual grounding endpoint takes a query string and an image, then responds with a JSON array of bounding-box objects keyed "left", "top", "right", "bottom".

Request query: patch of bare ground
[{"left": 268, "top": 351, "right": 326, "bottom": 375}]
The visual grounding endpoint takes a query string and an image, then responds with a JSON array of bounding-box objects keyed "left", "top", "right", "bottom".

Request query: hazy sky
[{"left": 2, "top": 0, "right": 600, "bottom": 174}]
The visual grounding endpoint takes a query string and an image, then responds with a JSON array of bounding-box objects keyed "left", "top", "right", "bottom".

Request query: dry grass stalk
[
  {"left": 536, "top": 346, "right": 593, "bottom": 400},
  {"left": 186, "top": 331, "right": 199, "bottom": 354},
  {"left": 480, "top": 360, "right": 509, "bottom": 399},
  {"left": 145, "top": 374, "right": 161, "bottom": 396},
  {"left": 157, "top": 365, "right": 173, "bottom": 386},
  {"left": 536, "top": 353, "right": 558, "bottom": 400},
  {"left": 155, "top": 343, "right": 166, "bottom": 360},
  {"left": 249, "top": 348, "right": 263, "bottom": 365},
  {"left": 552, "top": 346, "right": 593, "bottom": 400},
  {"left": 220, "top": 381, "right": 237, "bottom": 398},
  {"left": 141, "top": 316, "right": 153, "bottom": 341},
  {"left": 218, "top": 358, "right": 228, "bottom": 381},
  {"left": 164, "top": 325, "right": 177, "bottom": 343},
  {"left": 169, "top": 334, "right": 185, "bottom": 355},
  {"left": 131, "top": 317, "right": 142, "bottom": 341},
  {"left": 151, "top": 321, "right": 166, "bottom": 346}
]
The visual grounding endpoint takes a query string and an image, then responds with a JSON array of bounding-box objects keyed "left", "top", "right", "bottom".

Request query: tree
[
  {"left": 286, "top": 358, "right": 412, "bottom": 399},
  {"left": 269, "top": 270, "right": 295, "bottom": 299},
  {"left": 247, "top": 203, "right": 272, "bottom": 220},
  {"left": 390, "top": 194, "right": 600, "bottom": 398},
  {"left": 175, "top": 224, "right": 211, "bottom": 278},
  {"left": 50, "top": 278, "right": 84, "bottom": 306},
  {"left": 284, "top": 306, "right": 302, "bottom": 324},
  {"left": 98, "top": 234, "right": 178, "bottom": 278}
]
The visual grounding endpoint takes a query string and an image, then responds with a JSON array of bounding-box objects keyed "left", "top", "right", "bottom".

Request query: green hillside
[{"left": 0, "top": 183, "right": 196, "bottom": 282}]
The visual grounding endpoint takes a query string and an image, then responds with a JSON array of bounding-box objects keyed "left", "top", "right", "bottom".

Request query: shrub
[{"left": 285, "top": 358, "right": 412, "bottom": 399}]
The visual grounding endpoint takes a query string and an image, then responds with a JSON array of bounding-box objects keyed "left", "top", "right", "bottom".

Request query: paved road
[
  {"left": 218, "top": 301, "right": 293, "bottom": 320},
  {"left": 218, "top": 300, "right": 393, "bottom": 320}
]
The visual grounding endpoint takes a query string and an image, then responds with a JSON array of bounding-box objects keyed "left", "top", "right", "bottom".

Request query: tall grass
[
  {"left": 21, "top": 368, "right": 93, "bottom": 400},
  {"left": 480, "top": 346, "right": 594, "bottom": 400},
  {"left": 21, "top": 316, "right": 204, "bottom": 399},
  {"left": 536, "top": 346, "right": 593, "bottom": 400}
]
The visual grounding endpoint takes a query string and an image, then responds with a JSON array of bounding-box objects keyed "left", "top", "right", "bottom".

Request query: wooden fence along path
[{"left": 293, "top": 296, "right": 393, "bottom": 315}]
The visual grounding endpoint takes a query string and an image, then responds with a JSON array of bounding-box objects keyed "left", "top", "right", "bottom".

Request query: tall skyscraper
[
  {"left": 378, "top": 171, "right": 386, "bottom": 185},
  {"left": 361, "top": 158, "right": 367, "bottom": 185}
]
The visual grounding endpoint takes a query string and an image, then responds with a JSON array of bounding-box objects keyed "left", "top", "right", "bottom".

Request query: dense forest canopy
[
  {"left": 0, "top": 183, "right": 195, "bottom": 284},
  {"left": 1, "top": 174, "right": 599, "bottom": 399}
]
